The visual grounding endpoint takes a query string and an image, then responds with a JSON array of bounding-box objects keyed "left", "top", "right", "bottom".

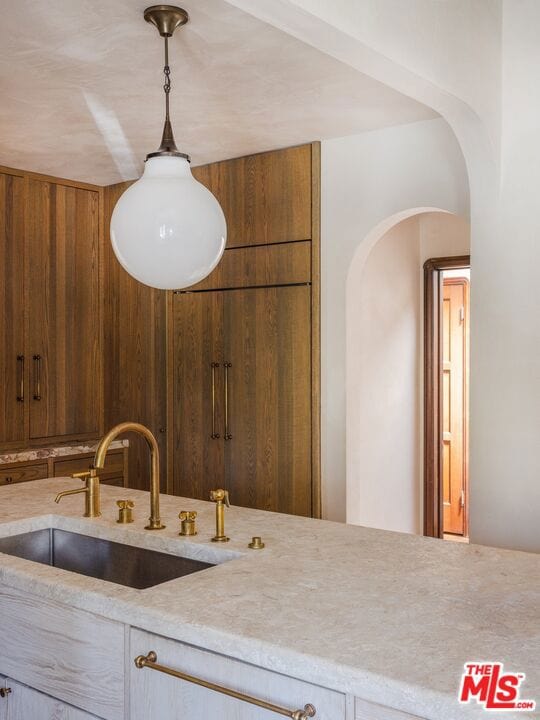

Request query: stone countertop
[
  {"left": 0, "top": 479, "right": 538, "bottom": 720},
  {"left": 0, "top": 440, "right": 128, "bottom": 465}
]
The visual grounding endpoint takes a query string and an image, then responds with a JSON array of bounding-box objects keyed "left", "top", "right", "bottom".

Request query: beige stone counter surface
[{"left": 0, "top": 478, "right": 538, "bottom": 720}]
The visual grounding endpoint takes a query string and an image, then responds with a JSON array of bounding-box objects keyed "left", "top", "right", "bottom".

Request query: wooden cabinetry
[
  {"left": 0, "top": 167, "right": 102, "bottom": 450},
  {"left": 5, "top": 680, "right": 99, "bottom": 720},
  {"left": 172, "top": 143, "right": 320, "bottom": 516},
  {"left": 192, "top": 144, "right": 312, "bottom": 247},
  {"left": 26, "top": 179, "right": 101, "bottom": 441},
  {"left": 0, "top": 586, "right": 124, "bottom": 720},
  {"left": 0, "top": 172, "right": 25, "bottom": 446},
  {"left": 130, "top": 628, "right": 346, "bottom": 720},
  {"left": 0, "top": 446, "right": 127, "bottom": 489},
  {"left": 102, "top": 182, "right": 167, "bottom": 492}
]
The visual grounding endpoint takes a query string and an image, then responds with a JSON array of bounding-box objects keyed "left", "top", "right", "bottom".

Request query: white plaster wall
[
  {"left": 347, "top": 213, "right": 469, "bottom": 534},
  {"left": 231, "top": 0, "right": 540, "bottom": 551},
  {"left": 469, "top": 1, "right": 540, "bottom": 552},
  {"left": 321, "top": 118, "right": 469, "bottom": 522}
]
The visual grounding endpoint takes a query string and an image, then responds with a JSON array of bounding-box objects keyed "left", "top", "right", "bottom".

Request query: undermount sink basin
[{"left": 0, "top": 528, "right": 214, "bottom": 589}]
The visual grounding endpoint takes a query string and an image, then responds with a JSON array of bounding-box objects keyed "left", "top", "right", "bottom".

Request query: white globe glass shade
[{"left": 110, "top": 156, "right": 226, "bottom": 289}]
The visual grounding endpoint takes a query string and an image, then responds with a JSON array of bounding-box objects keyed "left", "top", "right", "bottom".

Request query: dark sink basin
[{"left": 0, "top": 528, "right": 214, "bottom": 589}]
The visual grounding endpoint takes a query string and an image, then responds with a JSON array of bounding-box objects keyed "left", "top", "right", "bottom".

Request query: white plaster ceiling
[{"left": 0, "top": 0, "right": 437, "bottom": 185}]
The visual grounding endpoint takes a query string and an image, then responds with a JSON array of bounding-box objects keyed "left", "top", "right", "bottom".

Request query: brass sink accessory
[
  {"left": 117, "top": 500, "right": 134, "bottom": 524},
  {"left": 178, "top": 510, "right": 197, "bottom": 536},
  {"left": 209, "top": 489, "right": 230, "bottom": 542},
  {"left": 248, "top": 536, "right": 265, "bottom": 550},
  {"left": 55, "top": 468, "right": 102, "bottom": 518},
  {"left": 94, "top": 422, "right": 165, "bottom": 530}
]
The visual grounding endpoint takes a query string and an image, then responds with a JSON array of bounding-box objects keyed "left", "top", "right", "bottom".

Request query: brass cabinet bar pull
[
  {"left": 32, "top": 354, "right": 41, "bottom": 400},
  {"left": 223, "top": 361, "right": 232, "bottom": 440},
  {"left": 135, "top": 652, "right": 316, "bottom": 720},
  {"left": 211, "top": 362, "right": 220, "bottom": 439},
  {"left": 16, "top": 355, "right": 24, "bottom": 402}
]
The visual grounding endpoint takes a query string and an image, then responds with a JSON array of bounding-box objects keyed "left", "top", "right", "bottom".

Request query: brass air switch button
[
  {"left": 179, "top": 510, "right": 198, "bottom": 536},
  {"left": 117, "top": 499, "right": 134, "bottom": 524},
  {"left": 248, "top": 536, "right": 265, "bottom": 550}
]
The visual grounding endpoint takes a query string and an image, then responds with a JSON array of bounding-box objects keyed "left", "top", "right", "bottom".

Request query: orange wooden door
[{"left": 442, "top": 278, "right": 469, "bottom": 535}]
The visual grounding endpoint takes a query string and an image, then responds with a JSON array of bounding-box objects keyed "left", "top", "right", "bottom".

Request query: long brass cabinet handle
[
  {"left": 16, "top": 355, "right": 24, "bottom": 402},
  {"left": 135, "top": 652, "right": 316, "bottom": 720},
  {"left": 32, "top": 354, "right": 42, "bottom": 400},
  {"left": 211, "top": 362, "right": 220, "bottom": 439},
  {"left": 224, "top": 362, "right": 232, "bottom": 440}
]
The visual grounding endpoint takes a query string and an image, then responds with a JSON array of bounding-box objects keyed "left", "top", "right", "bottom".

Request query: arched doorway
[{"left": 346, "top": 210, "right": 470, "bottom": 533}]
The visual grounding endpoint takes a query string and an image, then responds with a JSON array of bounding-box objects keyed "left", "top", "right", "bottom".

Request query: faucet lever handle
[{"left": 72, "top": 468, "right": 100, "bottom": 481}]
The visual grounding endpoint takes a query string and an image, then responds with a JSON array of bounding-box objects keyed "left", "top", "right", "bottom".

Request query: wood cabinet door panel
[
  {"left": 224, "top": 286, "right": 312, "bottom": 515},
  {"left": 27, "top": 180, "right": 100, "bottom": 440},
  {"left": 0, "top": 586, "right": 124, "bottom": 720},
  {"left": 187, "top": 240, "right": 311, "bottom": 291},
  {"left": 0, "top": 463, "right": 48, "bottom": 486},
  {"left": 172, "top": 291, "right": 225, "bottom": 499},
  {"left": 0, "top": 173, "right": 25, "bottom": 445},
  {"left": 103, "top": 182, "right": 168, "bottom": 491},
  {"left": 192, "top": 145, "right": 312, "bottom": 248},
  {"left": 130, "top": 628, "right": 345, "bottom": 720},
  {"left": 7, "top": 680, "right": 100, "bottom": 720}
]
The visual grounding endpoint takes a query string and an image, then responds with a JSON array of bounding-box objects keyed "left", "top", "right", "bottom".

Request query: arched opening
[{"left": 346, "top": 209, "right": 470, "bottom": 533}]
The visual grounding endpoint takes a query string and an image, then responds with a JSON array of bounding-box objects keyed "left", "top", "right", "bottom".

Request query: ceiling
[{"left": 0, "top": 0, "right": 437, "bottom": 185}]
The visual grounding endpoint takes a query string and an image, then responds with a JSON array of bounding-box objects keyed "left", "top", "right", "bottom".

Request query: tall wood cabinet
[
  {"left": 172, "top": 143, "right": 320, "bottom": 516},
  {"left": 0, "top": 168, "right": 102, "bottom": 450},
  {"left": 0, "top": 172, "right": 25, "bottom": 446},
  {"left": 102, "top": 183, "right": 168, "bottom": 492}
]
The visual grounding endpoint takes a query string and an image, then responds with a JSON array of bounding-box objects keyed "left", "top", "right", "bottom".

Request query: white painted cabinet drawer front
[
  {"left": 0, "top": 586, "right": 124, "bottom": 720},
  {"left": 130, "top": 628, "right": 346, "bottom": 720},
  {"left": 355, "top": 697, "right": 426, "bottom": 720}
]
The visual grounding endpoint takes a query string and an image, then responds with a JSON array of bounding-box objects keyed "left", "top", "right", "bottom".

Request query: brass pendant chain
[{"left": 163, "top": 36, "right": 171, "bottom": 123}]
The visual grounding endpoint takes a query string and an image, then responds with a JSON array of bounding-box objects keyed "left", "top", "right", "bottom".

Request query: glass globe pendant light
[{"left": 110, "top": 5, "right": 226, "bottom": 290}]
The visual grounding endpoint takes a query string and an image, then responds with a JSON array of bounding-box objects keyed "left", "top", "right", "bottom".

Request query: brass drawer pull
[
  {"left": 211, "top": 362, "right": 220, "bottom": 439},
  {"left": 135, "top": 651, "right": 316, "bottom": 720},
  {"left": 0, "top": 687, "right": 11, "bottom": 698},
  {"left": 16, "top": 355, "right": 24, "bottom": 402},
  {"left": 223, "top": 361, "right": 232, "bottom": 440},
  {"left": 32, "top": 354, "right": 42, "bottom": 400}
]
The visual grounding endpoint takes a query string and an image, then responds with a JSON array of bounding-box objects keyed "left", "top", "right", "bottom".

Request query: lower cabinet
[
  {"left": 0, "top": 676, "right": 7, "bottom": 720},
  {"left": 4, "top": 680, "right": 98, "bottom": 720},
  {"left": 130, "top": 628, "right": 346, "bottom": 720}
]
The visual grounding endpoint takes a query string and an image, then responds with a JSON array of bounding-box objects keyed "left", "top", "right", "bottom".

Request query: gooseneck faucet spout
[{"left": 94, "top": 422, "right": 165, "bottom": 530}]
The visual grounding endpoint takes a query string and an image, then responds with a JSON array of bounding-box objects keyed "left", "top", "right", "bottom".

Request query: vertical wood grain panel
[
  {"left": 0, "top": 173, "right": 26, "bottom": 446},
  {"left": 102, "top": 182, "right": 168, "bottom": 491},
  {"left": 172, "top": 291, "right": 225, "bottom": 499},
  {"left": 224, "top": 286, "right": 312, "bottom": 515},
  {"left": 192, "top": 145, "right": 312, "bottom": 247},
  {"left": 27, "top": 180, "right": 100, "bottom": 440}
]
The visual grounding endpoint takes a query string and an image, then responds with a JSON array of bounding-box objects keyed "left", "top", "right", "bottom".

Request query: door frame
[{"left": 423, "top": 255, "right": 470, "bottom": 538}]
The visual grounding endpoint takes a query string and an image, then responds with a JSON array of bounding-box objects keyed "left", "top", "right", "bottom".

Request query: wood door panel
[
  {"left": 172, "top": 292, "right": 225, "bottom": 500},
  {"left": 0, "top": 173, "right": 25, "bottom": 445},
  {"left": 224, "top": 286, "right": 312, "bottom": 516},
  {"left": 186, "top": 240, "right": 311, "bottom": 291},
  {"left": 442, "top": 279, "right": 468, "bottom": 536},
  {"left": 192, "top": 145, "right": 312, "bottom": 247},
  {"left": 103, "top": 182, "right": 168, "bottom": 492},
  {"left": 27, "top": 180, "right": 100, "bottom": 440}
]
